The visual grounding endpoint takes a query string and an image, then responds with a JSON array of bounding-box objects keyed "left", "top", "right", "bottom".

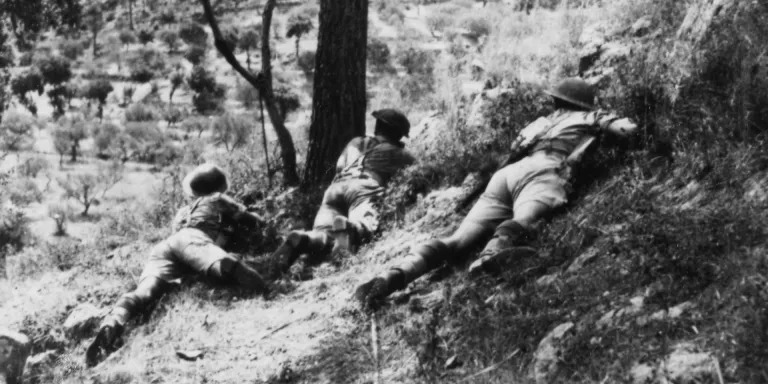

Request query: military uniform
[
  {"left": 86, "top": 164, "right": 267, "bottom": 367},
  {"left": 356, "top": 79, "right": 639, "bottom": 309},
  {"left": 272, "top": 109, "right": 415, "bottom": 274}
]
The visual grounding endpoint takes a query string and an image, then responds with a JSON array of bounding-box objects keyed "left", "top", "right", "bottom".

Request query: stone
[
  {"left": 0, "top": 329, "right": 32, "bottom": 384},
  {"left": 24, "top": 350, "right": 57, "bottom": 379},
  {"left": 535, "top": 273, "right": 559, "bottom": 288},
  {"left": 630, "top": 16, "right": 653, "bottom": 37},
  {"left": 662, "top": 349, "right": 717, "bottom": 383},
  {"left": 532, "top": 322, "right": 575, "bottom": 384},
  {"left": 630, "top": 363, "right": 655, "bottom": 384},
  {"left": 566, "top": 247, "right": 600, "bottom": 274},
  {"left": 63, "top": 303, "right": 104, "bottom": 339}
]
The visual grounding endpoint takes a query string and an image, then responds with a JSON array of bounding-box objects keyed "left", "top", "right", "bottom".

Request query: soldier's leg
[
  {"left": 341, "top": 183, "right": 385, "bottom": 251},
  {"left": 209, "top": 257, "right": 268, "bottom": 293}
]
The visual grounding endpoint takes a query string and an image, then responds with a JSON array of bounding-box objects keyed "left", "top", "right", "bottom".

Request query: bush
[
  {"left": 184, "top": 45, "right": 207, "bottom": 65},
  {"left": 235, "top": 81, "right": 260, "bottom": 108},
  {"left": 18, "top": 51, "right": 34, "bottom": 66},
  {"left": 91, "top": 122, "right": 121, "bottom": 156},
  {"left": 137, "top": 29, "right": 154, "bottom": 45},
  {"left": 180, "top": 116, "right": 210, "bottom": 137},
  {"left": 397, "top": 47, "right": 435, "bottom": 75},
  {"left": 11, "top": 69, "right": 44, "bottom": 115},
  {"left": 119, "top": 29, "right": 137, "bottom": 46},
  {"left": 188, "top": 65, "right": 224, "bottom": 115},
  {"left": 122, "top": 85, "right": 135, "bottom": 105},
  {"left": 0, "top": 204, "right": 28, "bottom": 262},
  {"left": 158, "top": 29, "right": 181, "bottom": 53},
  {"left": 426, "top": 13, "right": 451, "bottom": 36},
  {"left": 36, "top": 55, "right": 72, "bottom": 85},
  {"left": 16, "top": 156, "right": 49, "bottom": 178},
  {"left": 179, "top": 23, "right": 208, "bottom": 47},
  {"left": 367, "top": 39, "right": 391, "bottom": 71},
  {"left": 0, "top": 112, "right": 36, "bottom": 155},
  {"left": 210, "top": 113, "right": 253, "bottom": 152},
  {"left": 459, "top": 15, "right": 491, "bottom": 38},
  {"left": 58, "top": 39, "right": 85, "bottom": 60},
  {"left": 127, "top": 47, "right": 167, "bottom": 82},
  {"left": 48, "top": 203, "right": 71, "bottom": 236},
  {"left": 297, "top": 50, "right": 315, "bottom": 75},
  {"left": 156, "top": 8, "right": 176, "bottom": 24},
  {"left": 125, "top": 103, "right": 157, "bottom": 122},
  {"left": 7, "top": 178, "right": 43, "bottom": 207}
]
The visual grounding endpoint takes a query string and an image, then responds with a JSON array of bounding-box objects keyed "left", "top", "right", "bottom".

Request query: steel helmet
[
  {"left": 372, "top": 109, "right": 411, "bottom": 138},
  {"left": 183, "top": 163, "right": 229, "bottom": 198},
  {"left": 545, "top": 78, "right": 597, "bottom": 110}
]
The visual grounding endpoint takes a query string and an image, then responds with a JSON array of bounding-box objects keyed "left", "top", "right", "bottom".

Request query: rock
[
  {"left": 532, "top": 322, "right": 575, "bottom": 384},
  {"left": 535, "top": 273, "right": 559, "bottom": 288},
  {"left": 566, "top": 246, "right": 601, "bottom": 274},
  {"left": 63, "top": 303, "right": 104, "bottom": 339},
  {"left": 597, "top": 296, "right": 645, "bottom": 330},
  {"left": 630, "top": 16, "right": 653, "bottom": 37},
  {"left": 24, "top": 350, "right": 58, "bottom": 378},
  {"left": 744, "top": 173, "right": 768, "bottom": 204},
  {"left": 598, "top": 42, "right": 631, "bottom": 65},
  {"left": 630, "top": 363, "right": 656, "bottom": 384},
  {"left": 0, "top": 329, "right": 32, "bottom": 384},
  {"left": 649, "top": 301, "right": 695, "bottom": 321},
  {"left": 662, "top": 348, "right": 717, "bottom": 383}
]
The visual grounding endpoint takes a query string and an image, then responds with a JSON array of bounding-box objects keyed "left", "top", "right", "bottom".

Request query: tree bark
[
  {"left": 128, "top": 0, "right": 134, "bottom": 30},
  {"left": 199, "top": 0, "right": 300, "bottom": 186},
  {"left": 303, "top": 0, "right": 368, "bottom": 185}
]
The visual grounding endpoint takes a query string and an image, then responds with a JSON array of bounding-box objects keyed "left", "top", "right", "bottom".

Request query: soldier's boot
[
  {"left": 355, "top": 239, "right": 450, "bottom": 310},
  {"left": 85, "top": 314, "right": 125, "bottom": 368},
  {"left": 331, "top": 217, "right": 363, "bottom": 253},
  {"left": 210, "top": 258, "right": 269, "bottom": 295},
  {"left": 468, "top": 220, "right": 536, "bottom": 278},
  {"left": 272, "top": 231, "right": 332, "bottom": 276}
]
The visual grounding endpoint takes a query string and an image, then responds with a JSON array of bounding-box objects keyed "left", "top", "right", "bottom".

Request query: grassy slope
[{"left": 3, "top": 0, "right": 768, "bottom": 383}]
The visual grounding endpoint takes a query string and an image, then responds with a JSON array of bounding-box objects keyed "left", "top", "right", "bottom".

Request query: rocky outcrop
[
  {"left": 631, "top": 343, "right": 720, "bottom": 384},
  {"left": 0, "top": 329, "right": 32, "bottom": 384},
  {"left": 532, "top": 322, "right": 575, "bottom": 384}
]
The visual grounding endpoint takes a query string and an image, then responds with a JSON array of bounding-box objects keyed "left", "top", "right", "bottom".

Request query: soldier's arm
[
  {"left": 336, "top": 137, "right": 364, "bottom": 174},
  {"left": 596, "top": 111, "right": 639, "bottom": 138}
]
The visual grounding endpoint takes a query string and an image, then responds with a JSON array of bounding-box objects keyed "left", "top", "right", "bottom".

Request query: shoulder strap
[{"left": 342, "top": 136, "right": 382, "bottom": 175}]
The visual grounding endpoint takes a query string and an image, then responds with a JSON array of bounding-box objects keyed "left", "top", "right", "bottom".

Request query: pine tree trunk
[
  {"left": 303, "top": 0, "right": 368, "bottom": 185},
  {"left": 128, "top": 0, "right": 134, "bottom": 30}
]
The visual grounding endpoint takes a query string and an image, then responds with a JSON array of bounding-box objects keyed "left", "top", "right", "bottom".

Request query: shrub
[
  {"left": 0, "top": 112, "right": 36, "bottom": 156},
  {"left": 7, "top": 178, "right": 43, "bottom": 207},
  {"left": 91, "top": 122, "right": 121, "bottom": 156},
  {"left": 127, "top": 47, "right": 167, "bottom": 82},
  {"left": 137, "top": 29, "right": 154, "bottom": 45},
  {"left": 426, "top": 13, "right": 451, "bottom": 36},
  {"left": 36, "top": 55, "right": 72, "bottom": 85},
  {"left": 184, "top": 45, "right": 207, "bottom": 65},
  {"left": 51, "top": 115, "right": 89, "bottom": 164},
  {"left": 118, "top": 29, "right": 137, "bottom": 46},
  {"left": 188, "top": 65, "right": 224, "bottom": 115},
  {"left": 164, "top": 106, "right": 184, "bottom": 127},
  {"left": 122, "top": 85, "right": 135, "bottom": 105},
  {"left": 459, "top": 15, "right": 491, "bottom": 38},
  {"left": 57, "top": 162, "right": 124, "bottom": 216},
  {"left": 235, "top": 81, "right": 259, "bottom": 108},
  {"left": 83, "top": 79, "right": 114, "bottom": 119},
  {"left": 156, "top": 8, "right": 176, "bottom": 24},
  {"left": 367, "top": 39, "right": 391, "bottom": 71},
  {"left": 18, "top": 51, "right": 34, "bottom": 66},
  {"left": 211, "top": 113, "right": 253, "bottom": 152},
  {"left": 158, "top": 29, "right": 181, "bottom": 53},
  {"left": 58, "top": 39, "right": 85, "bottom": 60},
  {"left": 47, "top": 203, "right": 71, "bottom": 236},
  {"left": 0, "top": 204, "right": 28, "bottom": 262},
  {"left": 179, "top": 23, "right": 208, "bottom": 47},
  {"left": 125, "top": 103, "right": 156, "bottom": 122},
  {"left": 180, "top": 116, "right": 210, "bottom": 137},
  {"left": 397, "top": 47, "right": 435, "bottom": 75},
  {"left": 16, "top": 156, "right": 49, "bottom": 178},
  {"left": 297, "top": 50, "right": 315, "bottom": 75},
  {"left": 10, "top": 70, "right": 44, "bottom": 115}
]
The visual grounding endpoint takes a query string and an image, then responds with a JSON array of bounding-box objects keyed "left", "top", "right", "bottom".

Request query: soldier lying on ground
[
  {"left": 355, "top": 78, "right": 639, "bottom": 309},
  {"left": 271, "top": 109, "right": 416, "bottom": 276},
  {"left": 86, "top": 163, "right": 269, "bottom": 367}
]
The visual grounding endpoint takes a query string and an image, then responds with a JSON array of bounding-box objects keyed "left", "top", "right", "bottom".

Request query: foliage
[
  {"left": 397, "top": 47, "right": 435, "bottom": 76},
  {"left": 118, "top": 29, "right": 137, "bottom": 46},
  {"left": 124, "top": 103, "right": 157, "bottom": 122},
  {"left": 58, "top": 39, "right": 85, "bottom": 60},
  {"left": 58, "top": 162, "right": 124, "bottom": 216},
  {"left": 180, "top": 116, "right": 210, "bottom": 137},
  {"left": 91, "top": 122, "right": 121, "bottom": 156},
  {"left": 83, "top": 79, "right": 114, "bottom": 119},
  {"left": 235, "top": 81, "right": 259, "bottom": 108},
  {"left": 6, "top": 177, "right": 43, "bottom": 207},
  {"left": 158, "top": 29, "right": 181, "bottom": 53},
  {"left": 126, "top": 47, "right": 167, "bottom": 82},
  {"left": 221, "top": 27, "right": 239, "bottom": 54},
  {"left": 10, "top": 69, "right": 44, "bottom": 115},
  {"left": 179, "top": 23, "right": 208, "bottom": 47},
  {"left": 210, "top": 113, "right": 253, "bottom": 152},
  {"left": 425, "top": 13, "right": 451, "bottom": 36},
  {"left": 367, "top": 38, "right": 391, "bottom": 72},
  {"left": 47, "top": 202, "right": 70, "bottom": 236},
  {"left": 0, "top": 203, "right": 28, "bottom": 263},
  {"left": 188, "top": 65, "right": 224, "bottom": 115},
  {"left": 36, "top": 55, "right": 72, "bottom": 85},
  {"left": 15, "top": 156, "right": 49, "bottom": 178},
  {"left": 156, "top": 8, "right": 176, "bottom": 24},
  {"left": 0, "top": 111, "right": 36, "bottom": 156},
  {"left": 237, "top": 27, "right": 260, "bottom": 54},
  {"left": 51, "top": 115, "right": 89, "bottom": 163},
  {"left": 273, "top": 85, "right": 301, "bottom": 122},
  {"left": 297, "top": 50, "right": 316, "bottom": 75},
  {"left": 458, "top": 15, "right": 491, "bottom": 38},
  {"left": 184, "top": 45, "right": 207, "bottom": 65},
  {"left": 137, "top": 29, "right": 154, "bottom": 45}
]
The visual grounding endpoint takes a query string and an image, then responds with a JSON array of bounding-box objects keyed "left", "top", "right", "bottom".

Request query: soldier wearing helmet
[
  {"left": 271, "top": 109, "right": 416, "bottom": 276},
  {"left": 85, "top": 163, "right": 269, "bottom": 367},
  {"left": 356, "top": 78, "right": 638, "bottom": 309}
]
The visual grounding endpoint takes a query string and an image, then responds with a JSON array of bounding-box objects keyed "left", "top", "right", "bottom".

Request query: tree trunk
[
  {"left": 128, "top": 0, "right": 134, "bottom": 30},
  {"left": 199, "top": 0, "right": 300, "bottom": 186},
  {"left": 303, "top": 0, "right": 368, "bottom": 185},
  {"left": 295, "top": 36, "right": 300, "bottom": 61}
]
